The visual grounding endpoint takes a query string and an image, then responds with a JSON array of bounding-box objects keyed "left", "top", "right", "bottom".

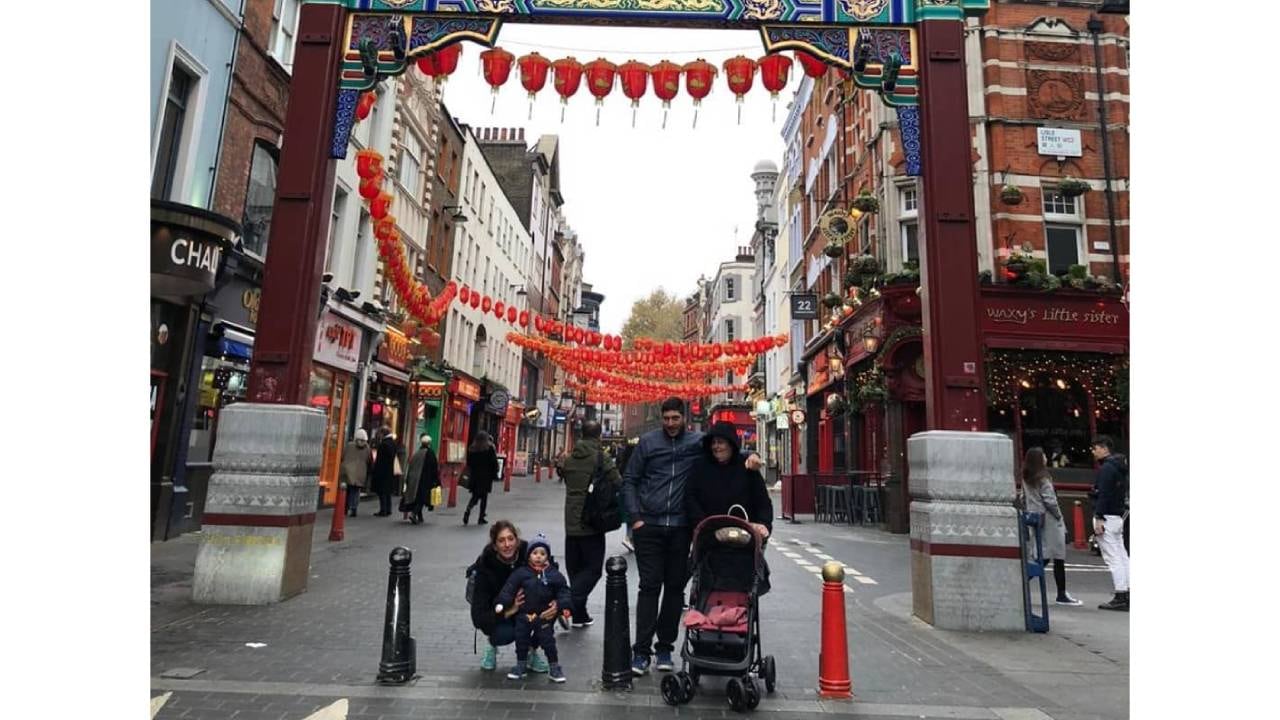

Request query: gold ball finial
[{"left": 821, "top": 561, "right": 845, "bottom": 583}]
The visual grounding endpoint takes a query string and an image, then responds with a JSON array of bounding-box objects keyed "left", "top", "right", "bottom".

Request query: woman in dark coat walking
[
  {"left": 463, "top": 431, "right": 499, "bottom": 526},
  {"left": 402, "top": 434, "right": 441, "bottom": 525},
  {"left": 371, "top": 428, "right": 401, "bottom": 517}
]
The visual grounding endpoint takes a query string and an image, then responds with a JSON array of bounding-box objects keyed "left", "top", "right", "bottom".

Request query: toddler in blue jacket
[{"left": 494, "top": 533, "right": 573, "bottom": 682}]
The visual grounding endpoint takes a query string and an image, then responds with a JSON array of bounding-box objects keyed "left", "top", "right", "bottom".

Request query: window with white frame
[
  {"left": 152, "top": 61, "right": 197, "bottom": 200},
  {"left": 725, "top": 318, "right": 736, "bottom": 342},
  {"left": 242, "top": 142, "right": 279, "bottom": 258},
  {"left": 1042, "top": 189, "right": 1084, "bottom": 276},
  {"left": 325, "top": 185, "right": 347, "bottom": 273},
  {"left": 270, "top": 0, "right": 301, "bottom": 72},
  {"left": 398, "top": 131, "right": 422, "bottom": 196},
  {"left": 899, "top": 185, "right": 919, "bottom": 265},
  {"left": 725, "top": 276, "right": 736, "bottom": 301}
]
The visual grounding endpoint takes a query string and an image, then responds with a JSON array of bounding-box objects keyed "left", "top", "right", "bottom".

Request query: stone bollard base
[
  {"left": 908, "top": 431, "right": 1024, "bottom": 632},
  {"left": 193, "top": 403, "right": 326, "bottom": 605}
]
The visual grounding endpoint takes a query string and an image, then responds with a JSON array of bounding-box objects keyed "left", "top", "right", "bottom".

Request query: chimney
[{"left": 518, "top": 128, "right": 525, "bottom": 142}]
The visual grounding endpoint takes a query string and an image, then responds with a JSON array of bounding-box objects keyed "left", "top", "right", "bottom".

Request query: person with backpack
[
  {"left": 466, "top": 520, "right": 557, "bottom": 674},
  {"left": 1090, "top": 435, "right": 1129, "bottom": 612},
  {"left": 559, "top": 420, "right": 623, "bottom": 628}
]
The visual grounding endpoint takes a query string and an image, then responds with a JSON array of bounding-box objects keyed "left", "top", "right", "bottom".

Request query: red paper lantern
[
  {"left": 519, "top": 310, "right": 530, "bottom": 327},
  {"left": 795, "top": 49, "right": 828, "bottom": 79},
  {"left": 722, "top": 55, "right": 756, "bottom": 124},
  {"left": 370, "top": 191, "right": 394, "bottom": 220},
  {"left": 535, "top": 315, "right": 545, "bottom": 332},
  {"left": 583, "top": 58, "right": 617, "bottom": 126},
  {"left": 494, "top": 301, "right": 506, "bottom": 319},
  {"left": 758, "top": 53, "right": 793, "bottom": 121},
  {"left": 356, "top": 149, "right": 384, "bottom": 180},
  {"left": 649, "top": 60, "right": 681, "bottom": 129},
  {"left": 355, "top": 91, "right": 377, "bottom": 121},
  {"left": 480, "top": 47, "right": 515, "bottom": 113},
  {"left": 682, "top": 59, "right": 717, "bottom": 128},
  {"left": 416, "top": 43, "right": 462, "bottom": 78},
  {"left": 459, "top": 286, "right": 470, "bottom": 303},
  {"left": 507, "top": 306, "right": 518, "bottom": 323},
  {"left": 518, "top": 52, "right": 551, "bottom": 119},
  {"left": 552, "top": 57, "right": 584, "bottom": 121},
  {"left": 481, "top": 296, "right": 493, "bottom": 313},
  {"left": 470, "top": 294, "right": 481, "bottom": 309},
  {"left": 359, "top": 178, "right": 381, "bottom": 200},
  {"left": 374, "top": 217, "right": 397, "bottom": 241},
  {"left": 618, "top": 60, "right": 649, "bottom": 127}
]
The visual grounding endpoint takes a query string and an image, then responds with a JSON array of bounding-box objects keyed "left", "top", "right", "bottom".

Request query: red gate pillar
[
  {"left": 917, "top": 18, "right": 987, "bottom": 432},
  {"left": 192, "top": 3, "right": 348, "bottom": 605}
]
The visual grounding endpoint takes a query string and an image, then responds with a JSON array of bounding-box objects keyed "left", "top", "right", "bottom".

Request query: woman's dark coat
[
  {"left": 467, "top": 540, "right": 560, "bottom": 635},
  {"left": 465, "top": 445, "right": 499, "bottom": 496},
  {"left": 371, "top": 436, "right": 400, "bottom": 495}
]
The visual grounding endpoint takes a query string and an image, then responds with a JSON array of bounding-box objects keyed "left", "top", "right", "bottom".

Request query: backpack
[
  {"left": 581, "top": 450, "right": 622, "bottom": 534},
  {"left": 464, "top": 563, "right": 477, "bottom": 605}
]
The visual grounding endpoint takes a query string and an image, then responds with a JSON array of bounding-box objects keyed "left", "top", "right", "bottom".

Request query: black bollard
[
  {"left": 601, "top": 555, "right": 633, "bottom": 690},
  {"left": 377, "top": 546, "right": 416, "bottom": 684}
]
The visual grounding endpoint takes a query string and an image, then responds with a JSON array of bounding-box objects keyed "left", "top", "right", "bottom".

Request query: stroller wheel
[
  {"left": 725, "top": 677, "right": 747, "bottom": 713},
  {"left": 660, "top": 674, "right": 684, "bottom": 706},
  {"left": 678, "top": 671, "right": 696, "bottom": 701},
  {"left": 743, "top": 676, "right": 761, "bottom": 709},
  {"left": 762, "top": 655, "right": 777, "bottom": 694}
]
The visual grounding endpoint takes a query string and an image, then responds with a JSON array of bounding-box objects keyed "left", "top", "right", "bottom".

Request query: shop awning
[
  {"left": 215, "top": 338, "right": 253, "bottom": 361},
  {"left": 374, "top": 362, "right": 411, "bottom": 385}
]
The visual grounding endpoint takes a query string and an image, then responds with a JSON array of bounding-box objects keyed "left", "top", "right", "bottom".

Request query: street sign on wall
[
  {"left": 790, "top": 293, "right": 819, "bottom": 319},
  {"left": 1036, "top": 127, "right": 1082, "bottom": 157}
]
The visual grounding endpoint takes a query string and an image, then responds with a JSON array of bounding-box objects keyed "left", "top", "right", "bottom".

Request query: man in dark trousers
[
  {"left": 1090, "top": 435, "right": 1129, "bottom": 611},
  {"left": 560, "top": 420, "right": 622, "bottom": 628},
  {"left": 622, "top": 397, "right": 761, "bottom": 676}
]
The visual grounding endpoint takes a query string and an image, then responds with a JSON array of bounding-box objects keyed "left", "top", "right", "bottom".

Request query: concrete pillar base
[
  {"left": 193, "top": 403, "right": 326, "bottom": 605},
  {"left": 908, "top": 431, "right": 1024, "bottom": 631}
]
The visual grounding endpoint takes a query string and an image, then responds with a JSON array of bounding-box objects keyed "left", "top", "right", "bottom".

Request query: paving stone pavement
[{"left": 152, "top": 477, "right": 1127, "bottom": 719}]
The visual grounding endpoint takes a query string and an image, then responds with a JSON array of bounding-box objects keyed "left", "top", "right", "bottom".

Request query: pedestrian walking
[
  {"left": 463, "top": 431, "right": 498, "bottom": 526},
  {"left": 493, "top": 533, "right": 573, "bottom": 683},
  {"left": 1021, "top": 447, "right": 1081, "bottom": 606},
  {"left": 559, "top": 420, "right": 622, "bottom": 628},
  {"left": 402, "top": 434, "right": 440, "bottom": 525},
  {"left": 622, "top": 397, "right": 761, "bottom": 676},
  {"left": 371, "top": 428, "right": 402, "bottom": 517},
  {"left": 616, "top": 442, "right": 636, "bottom": 553},
  {"left": 338, "top": 429, "right": 373, "bottom": 517},
  {"left": 1090, "top": 436, "right": 1129, "bottom": 611}
]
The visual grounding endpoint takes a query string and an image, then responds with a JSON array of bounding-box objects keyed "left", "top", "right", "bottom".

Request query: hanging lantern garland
[
  {"left": 650, "top": 60, "right": 682, "bottom": 129},
  {"left": 583, "top": 57, "right": 617, "bottom": 126},
  {"left": 758, "top": 53, "right": 792, "bottom": 122},
  {"left": 552, "top": 56, "right": 584, "bottom": 122},
  {"left": 618, "top": 60, "right": 650, "bottom": 128},
  {"left": 683, "top": 58, "right": 717, "bottom": 129},
  {"left": 517, "top": 52, "right": 551, "bottom": 120},
  {"left": 479, "top": 46, "right": 515, "bottom": 113},
  {"left": 722, "top": 55, "right": 756, "bottom": 125}
]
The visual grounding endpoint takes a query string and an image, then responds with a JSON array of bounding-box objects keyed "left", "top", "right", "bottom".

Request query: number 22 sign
[{"left": 790, "top": 293, "right": 819, "bottom": 320}]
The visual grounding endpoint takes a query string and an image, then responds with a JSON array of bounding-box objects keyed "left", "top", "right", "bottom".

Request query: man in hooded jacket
[{"left": 559, "top": 420, "right": 622, "bottom": 628}]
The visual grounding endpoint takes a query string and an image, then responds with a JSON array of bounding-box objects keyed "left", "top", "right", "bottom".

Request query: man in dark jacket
[
  {"left": 1091, "top": 435, "right": 1129, "bottom": 611},
  {"left": 622, "top": 397, "right": 761, "bottom": 675},
  {"left": 560, "top": 420, "right": 622, "bottom": 628}
]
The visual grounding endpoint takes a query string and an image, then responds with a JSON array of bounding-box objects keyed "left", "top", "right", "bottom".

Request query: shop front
[
  {"left": 442, "top": 371, "right": 482, "bottom": 505},
  {"left": 499, "top": 398, "right": 524, "bottom": 488},
  {"left": 310, "top": 310, "right": 363, "bottom": 507},
  {"left": 412, "top": 374, "right": 446, "bottom": 454},
  {"left": 150, "top": 199, "right": 237, "bottom": 541},
  {"left": 365, "top": 328, "right": 412, "bottom": 442}
]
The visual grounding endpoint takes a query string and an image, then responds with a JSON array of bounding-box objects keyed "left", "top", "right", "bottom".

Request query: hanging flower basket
[
  {"left": 822, "top": 292, "right": 843, "bottom": 308},
  {"left": 851, "top": 190, "right": 880, "bottom": 214},
  {"left": 1057, "top": 177, "right": 1090, "bottom": 198},
  {"left": 824, "top": 242, "right": 845, "bottom": 258},
  {"left": 855, "top": 254, "right": 881, "bottom": 275},
  {"left": 1000, "top": 184, "right": 1024, "bottom": 205},
  {"left": 844, "top": 270, "right": 863, "bottom": 289}
]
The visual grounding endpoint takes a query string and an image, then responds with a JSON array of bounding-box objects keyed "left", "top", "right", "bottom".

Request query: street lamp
[{"left": 443, "top": 205, "right": 468, "bottom": 223}]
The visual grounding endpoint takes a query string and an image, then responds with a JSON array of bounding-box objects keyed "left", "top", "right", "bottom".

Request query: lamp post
[{"left": 1087, "top": 13, "right": 1124, "bottom": 285}]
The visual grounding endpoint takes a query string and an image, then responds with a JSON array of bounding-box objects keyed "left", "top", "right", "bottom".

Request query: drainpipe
[
  {"left": 207, "top": 0, "right": 246, "bottom": 210},
  {"left": 1087, "top": 15, "right": 1124, "bottom": 285}
]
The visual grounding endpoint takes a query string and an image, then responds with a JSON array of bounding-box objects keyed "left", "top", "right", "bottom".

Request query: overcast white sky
[{"left": 441, "top": 25, "right": 795, "bottom": 336}]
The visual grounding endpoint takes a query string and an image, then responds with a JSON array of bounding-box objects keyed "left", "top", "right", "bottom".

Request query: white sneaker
[{"left": 1055, "top": 595, "right": 1084, "bottom": 606}]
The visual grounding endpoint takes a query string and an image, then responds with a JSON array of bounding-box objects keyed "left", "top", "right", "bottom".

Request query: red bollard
[
  {"left": 328, "top": 485, "right": 346, "bottom": 542},
  {"left": 818, "top": 562, "right": 852, "bottom": 698},
  {"left": 535, "top": 465, "right": 542, "bottom": 483},
  {"left": 1072, "top": 500, "right": 1087, "bottom": 550},
  {"left": 447, "top": 470, "right": 458, "bottom": 508}
]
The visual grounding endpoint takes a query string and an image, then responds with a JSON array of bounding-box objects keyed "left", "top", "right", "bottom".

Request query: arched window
[{"left": 472, "top": 325, "right": 489, "bottom": 379}]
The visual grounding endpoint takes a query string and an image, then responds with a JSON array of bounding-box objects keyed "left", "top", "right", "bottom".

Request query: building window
[
  {"left": 1042, "top": 190, "right": 1084, "bottom": 275},
  {"left": 242, "top": 142, "right": 279, "bottom": 258},
  {"left": 152, "top": 63, "right": 195, "bottom": 200},
  {"left": 725, "top": 318, "right": 736, "bottom": 342},
  {"left": 353, "top": 208, "right": 372, "bottom": 290},
  {"left": 725, "top": 277, "right": 736, "bottom": 301},
  {"left": 899, "top": 185, "right": 919, "bottom": 265},
  {"left": 398, "top": 131, "right": 422, "bottom": 196},
  {"left": 326, "top": 185, "right": 347, "bottom": 273},
  {"left": 270, "top": 0, "right": 301, "bottom": 72}
]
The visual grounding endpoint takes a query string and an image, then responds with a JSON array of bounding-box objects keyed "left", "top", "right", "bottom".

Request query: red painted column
[
  {"left": 916, "top": 19, "right": 988, "bottom": 432},
  {"left": 246, "top": 3, "right": 346, "bottom": 405}
]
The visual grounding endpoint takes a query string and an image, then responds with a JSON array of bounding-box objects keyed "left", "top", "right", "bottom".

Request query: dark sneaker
[
  {"left": 572, "top": 616, "right": 595, "bottom": 628},
  {"left": 1098, "top": 593, "right": 1129, "bottom": 611},
  {"left": 506, "top": 661, "right": 528, "bottom": 680},
  {"left": 557, "top": 614, "right": 570, "bottom": 631},
  {"left": 1055, "top": 595, "right": 1084, "bottom": 606},
  {"left": 631, "top": 654, "right": 651, "bottom": 676},
  {"left": 655, "top": 651, "right": 675, "bottom": 672},
  {"left": 548, "top": 663, "right": 566, "bottom": 683}
]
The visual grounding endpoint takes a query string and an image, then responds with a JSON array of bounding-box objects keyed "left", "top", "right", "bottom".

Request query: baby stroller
[{"left": 660, "top": 508, "right": 775, "bottom": 712}]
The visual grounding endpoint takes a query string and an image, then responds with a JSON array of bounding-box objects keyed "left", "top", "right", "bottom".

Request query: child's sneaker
[
  {"left": 480, "top": 644, "right": 498, "bottom": 671},
  {"left": 527, "top": 649, "right": 550, "bottom": 674},
  {"left": 506, "top": 661, "right": 528, "bottom": 680},
  {"left": 548, "top": 663, "right": 566, "bottom": 683}
]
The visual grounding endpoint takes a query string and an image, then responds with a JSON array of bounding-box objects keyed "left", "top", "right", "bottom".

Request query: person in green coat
[{"left": 560, "top": 420, "right": 622, "bottom": 628}]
